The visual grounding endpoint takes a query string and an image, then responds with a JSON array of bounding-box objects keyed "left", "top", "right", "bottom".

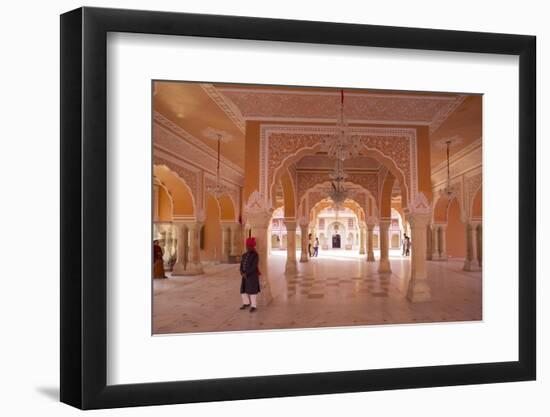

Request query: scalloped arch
[{"left": 271, "top": 143, "right": 409, "bottom": 210}]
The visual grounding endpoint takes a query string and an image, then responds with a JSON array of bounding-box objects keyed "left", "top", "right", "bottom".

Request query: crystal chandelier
[
  {"left": 442, "top": 138, "right": 456, "bottom": 201},
  {"left": 205, "top": 129, "right": 229, "bottom": 199},
  {"left": 322, "top": 89, "right": 362, "bottom": 161},
  {"left": 326, "top": 158, "right": 351, "bottom": 213}
]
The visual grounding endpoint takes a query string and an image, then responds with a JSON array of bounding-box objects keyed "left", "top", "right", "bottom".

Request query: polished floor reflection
[{"left": 153, "top": 250, "right": 482, "bottom": 334}]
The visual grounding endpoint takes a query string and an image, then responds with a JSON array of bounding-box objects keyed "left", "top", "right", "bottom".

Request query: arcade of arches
[{"left": 152, "top": 82, "right": 482, "bottom": 334}]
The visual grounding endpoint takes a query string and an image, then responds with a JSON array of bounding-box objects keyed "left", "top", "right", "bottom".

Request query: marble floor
[{"left": 153, "top": 250, "right": 482, "bottom": 335}]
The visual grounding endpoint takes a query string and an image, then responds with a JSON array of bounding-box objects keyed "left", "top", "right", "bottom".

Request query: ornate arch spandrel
[
  {"left": 304, "top": 185, "right": 371, "bottom": 220},
  {"left": 259, "top": 125, "right": 416, "bottom": 210},
  {"left": 295, "top": 171, "right": 380, "bottom": 207},
  {"left": 153, "top": 158, "right": 199, "bottom": 215},
  {"left": 466, "top": 173, "right": 483, "bottom": 220}
]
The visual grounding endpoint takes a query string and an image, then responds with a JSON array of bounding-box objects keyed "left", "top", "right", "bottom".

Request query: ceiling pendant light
[
  {"left": 204, "top": 128, "right": 232, "bottom": 199},
  {"left": 326, "top": 158, "right": 351, "bottom": 216},
  {"left": 322, "top": 89, "right": 362, "bottom": 162},
  {"left": 442, "top": 138, "right": 457, "bottom": 202}
]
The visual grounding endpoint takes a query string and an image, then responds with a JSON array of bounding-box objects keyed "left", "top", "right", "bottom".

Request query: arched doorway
[
  {"left": 153, "top": 164, "right": 201, "bottom": 275},
  {"left": 332, "top": 233, "right": 342, "bottom": 248},
  {"left": 327, "top": 221, "right": 345, "bottom": 249}
]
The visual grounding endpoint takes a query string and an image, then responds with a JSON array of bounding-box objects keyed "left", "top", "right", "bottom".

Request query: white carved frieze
[{"left": 216, "top": 87, "right": 465, "bottom": 131}]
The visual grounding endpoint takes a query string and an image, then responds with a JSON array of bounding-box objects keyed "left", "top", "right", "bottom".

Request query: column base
[
  {"left": 299, "top": 253, "right": 309, "bottom": 263},
  {"left": 406, "top": 279, "right": 432, "bottom": 302},
  {"left": 431, "top": 252, "right": 440, "bottom": 260},
  {"left": 439, "top": 255, "right": 448, "bottom": 261},
  {"left": 172, "top": 262, "right": 204, "bottom": 276},
  {"left": 366, "top": 252, "right": 375, "bottom": 262},
  {"left": 258, "top": 282, "right": 273, "bottom": 307},
  {"left": 359, "top": 249, "right": 366, "bottom": 255},
  {"left": 463, "top": 260, "right": 481, "bottom": 271},
  {"left": 285, "top": 260, "right": 298, "bottom": 274},
  {"left": 171, "top": 262, "right": 186, "bottom": 275},
  {"left": 227, "top": 255, "right": 241, "bottom": 264},
  {"left": 378, "top": 258, "right": 391, "bottom": 273}
]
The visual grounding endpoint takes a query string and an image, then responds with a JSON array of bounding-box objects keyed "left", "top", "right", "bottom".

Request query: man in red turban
[{"left": 239, "top": 236, "right": 261, "bottom": 312}]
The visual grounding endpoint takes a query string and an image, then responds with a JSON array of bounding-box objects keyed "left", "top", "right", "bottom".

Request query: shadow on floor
[{"left": 35, "top": 386, "right": 59, "bottom": 401}]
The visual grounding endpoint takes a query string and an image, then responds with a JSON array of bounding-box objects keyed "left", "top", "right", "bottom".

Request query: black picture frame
[{"left": 60, "top": 6, "right": 536, "bottom": 410}]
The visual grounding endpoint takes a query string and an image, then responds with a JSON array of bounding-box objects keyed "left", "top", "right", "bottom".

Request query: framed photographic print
[{"left": 60, "top": 6, "right": 536, "bottom": 410}]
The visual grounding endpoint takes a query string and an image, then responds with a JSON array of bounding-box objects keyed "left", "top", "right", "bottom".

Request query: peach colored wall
[
  {"left": 158, "top": 186, "right": 172, "bottom": 221},
  {"left": 202, "top": 195, "right": 222, "bottom": 262},
  {"left": 380, "top": 171, "right": 395, "bottom": 218},
  {"left": 416, "top": 126, "right": 432, "bottom": 201},
  {"left": 446, "top": 198, "right": 466, "bottom": 258},
  {"left": 281, "top": 171, "right": 296, "bottom": 218},
  {"left": 433, "top": 196, "right": 450, "bottom": 222},
  {"left": 218, "top": 195, "right": 236, "bottom": 220}
]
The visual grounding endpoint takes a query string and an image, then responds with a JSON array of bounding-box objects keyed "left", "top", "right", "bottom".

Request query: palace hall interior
[{"left": 152, "top": 82, "right": 483, "bottom": 334}]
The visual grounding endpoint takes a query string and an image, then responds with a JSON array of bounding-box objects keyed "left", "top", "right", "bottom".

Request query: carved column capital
[
  {"left": 378, "top": 218, "right": 391, "bottom": 230},
  {"left": 284, "top": 219, "right": 297, "bottom": 231},
  {"left": 407, "top": 212, "right": 431, "bottom": 229},
  {"left": 366, "top": 216, "right": 379, "bottom": 226},
  {"left": 243, "top": 190, "right": 274, "bottom": 228}
]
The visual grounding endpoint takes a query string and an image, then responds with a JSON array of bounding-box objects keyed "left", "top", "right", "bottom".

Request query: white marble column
[
  {"left": 299, "top": 220, "right": 309, "bottom": 263},
  {"left": 167, "top": 226, "right": 177, "bottom": 268},
  {"left": 221, "top": 224, "right": 231, "bottom": 262},
  {"left": 267, "top": 224, "right": 272, "bottom": 255},
  {"left": 285, "top": 219, "right": 298, "bottom": 274},
  {"left": 378, "top": 219, "right": 391, "bottom": 273},
  {"left": 186, "top": 222, "right": 204, "bottom": 275},
  {"left": 171, "top": 222, "right": 189, "bottom": 275},
  {"left": 426, "top": 224, "right": 432, "bottom": 260},
  {"left": 366, "top": 222, "right": 376, "bottom": 262},
  {"left": 246, "top": 208, "right": 274, "bottom": 305},
  {"left": 463, "top": 222, "right": 481, "bottom": 271},
  {"left": 359, "top": 222, "right": 366, "bottom": 255},
  {"left": 431, "top": 224, "right": 440, "bottom": 260},
  {"left": 439, "top": 224, "right": 448, "bottom": 261},
  {"left": 406, "top": 212, "right": 432, "bottom": 302},
  {"left": 229, "top": 223, "right": 241, "bottom": 258}
]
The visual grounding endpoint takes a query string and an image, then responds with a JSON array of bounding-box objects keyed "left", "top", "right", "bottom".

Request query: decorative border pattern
[{"left": 216, "top": 86, "right": 466, "bottom": 131}]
